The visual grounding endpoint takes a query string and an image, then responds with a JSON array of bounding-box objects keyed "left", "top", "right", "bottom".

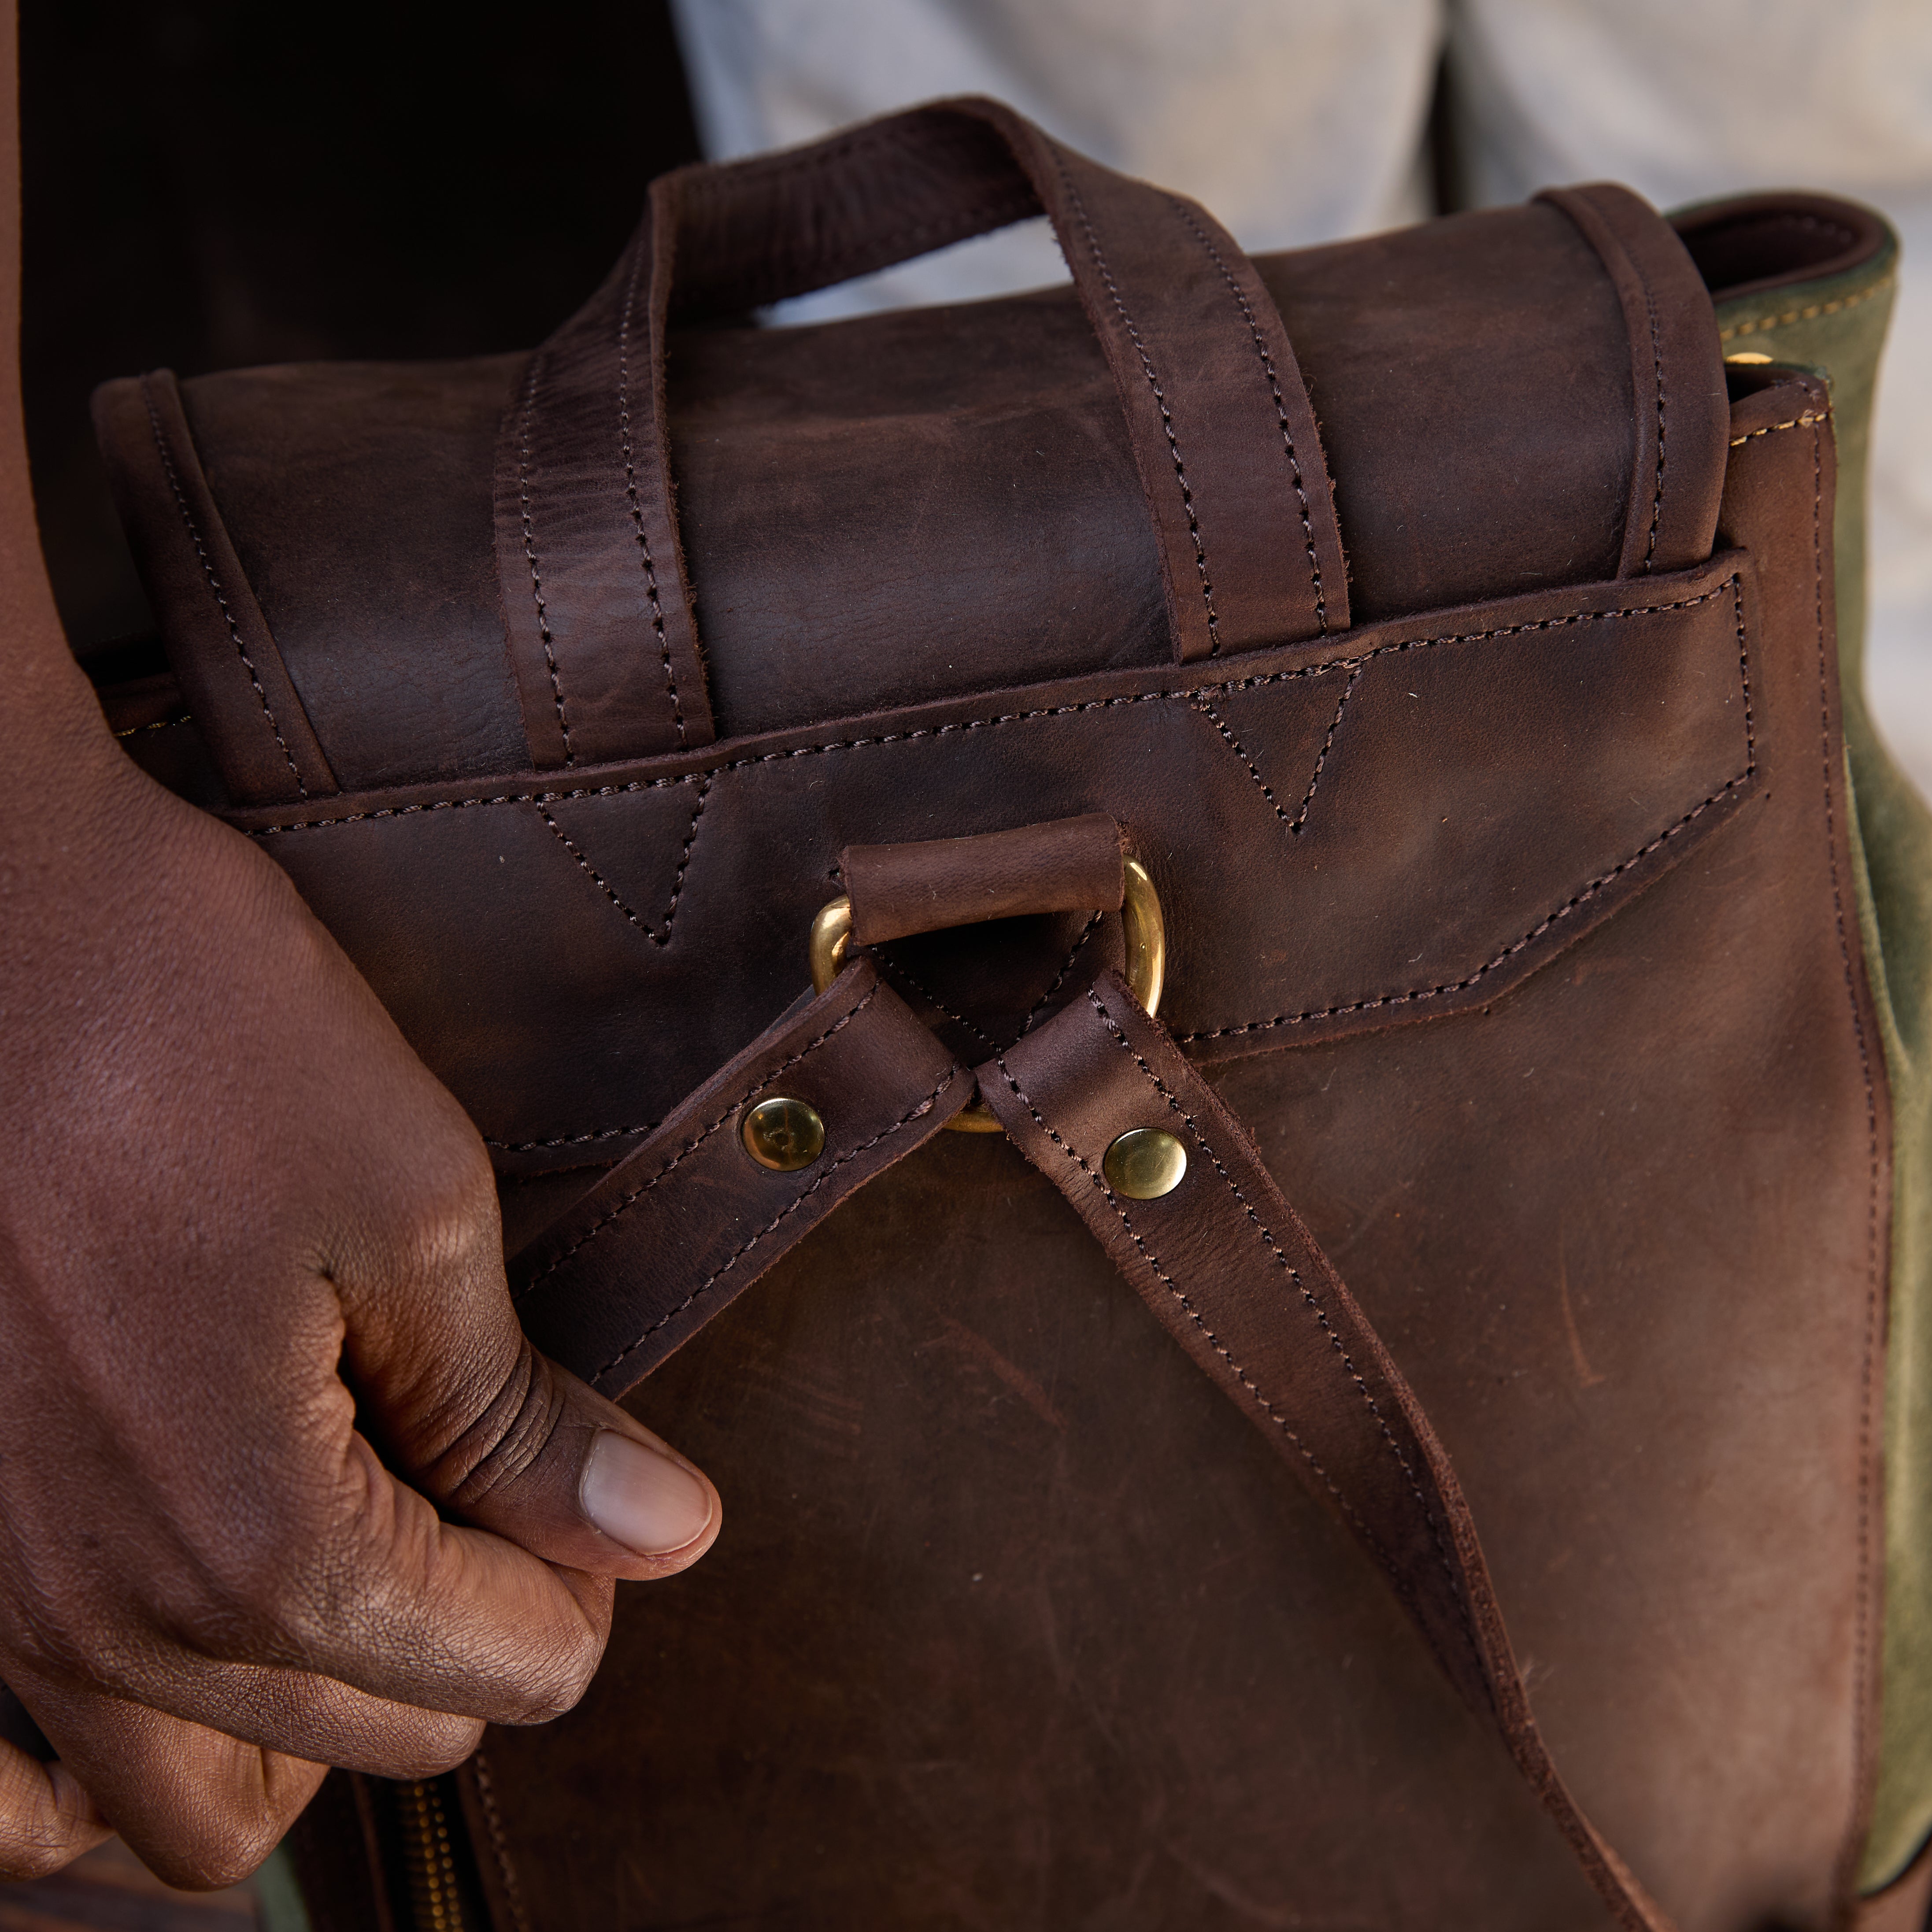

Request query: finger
[
  {"left": 328, "top": 1147, "right": 720, "bottom": 1580},
  {"left": 26, "top": 1684, "right": 326, "bottom": 1891},
  {"left": 412, "top": 1335, "right": 722, "bottom": 1580},
  {"left": 10, "top": 1652, "right": 483, "bottom": 1782},
  {"left": 0, "top": 1735, "right": 110, "bottom": 1881}
]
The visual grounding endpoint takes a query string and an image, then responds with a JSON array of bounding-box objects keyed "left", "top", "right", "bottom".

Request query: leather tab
[
  {"left": 842, "top": 812, "right": 1124, "bottom": 946},
  {"left": 92, "top": 372, "right": 337, "bottom": 806},
  {"left": 978, "top": 971, "right": 1678, "bottom": 1932},
  {"left": 511, "top": 959, "right": 970, "bottom": 1395},
  {"left": 1539, "top": 184, "right": 1729, "bottom": 577}
]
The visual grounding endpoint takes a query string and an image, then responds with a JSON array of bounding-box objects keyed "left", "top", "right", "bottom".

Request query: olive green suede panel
[{"left": 1705, "top": 224, "right": 1932, "bottom": 1891}]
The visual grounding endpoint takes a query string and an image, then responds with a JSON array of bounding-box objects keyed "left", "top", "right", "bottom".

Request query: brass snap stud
[
  {"left": 1102, "top": 1127, "right": 1187, "bottom": 1200},
  {"left": 741, "top": 1096, "right": 826, "bottom": 1172}
]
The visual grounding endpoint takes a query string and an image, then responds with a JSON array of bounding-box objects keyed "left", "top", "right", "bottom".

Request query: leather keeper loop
[{"left": 841, "top": 812, "right": 1126, "bottom": 947}]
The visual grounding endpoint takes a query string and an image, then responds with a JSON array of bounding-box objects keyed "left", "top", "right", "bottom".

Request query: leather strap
[
  {"left": 1538, "top": 185, "right": 1729, "bottom": 579},
  {"left": 495, "top": 100, "right": 1351, "bottom": 768},
  {"left": 975, "top": 970, "right": 1677, "bottom": 1932},
  {"left": 511, "top": 959, "right": 971, "bottom": 1396}
]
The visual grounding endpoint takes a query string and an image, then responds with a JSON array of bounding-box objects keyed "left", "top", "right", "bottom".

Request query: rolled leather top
[{"left": 90, "top": 100, "right": 1738, "bottom": 806}]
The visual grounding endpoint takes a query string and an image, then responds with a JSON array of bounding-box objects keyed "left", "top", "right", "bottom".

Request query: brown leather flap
[{"left": 225, "top": 548, "right": 1759, "bottom": 1174}]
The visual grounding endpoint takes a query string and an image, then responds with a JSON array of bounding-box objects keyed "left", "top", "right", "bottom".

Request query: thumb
[
  {"left": 419, "top": 1332, "right": 720, "bottom": 1580},
  {"left": 334, "top": 1180, "right": 720, "bottom": 1582}
]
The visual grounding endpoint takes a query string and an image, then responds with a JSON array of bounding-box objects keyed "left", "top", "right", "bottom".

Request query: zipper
[{"left": 391, "top": 1776, "right": 473, "bottom": 1932}]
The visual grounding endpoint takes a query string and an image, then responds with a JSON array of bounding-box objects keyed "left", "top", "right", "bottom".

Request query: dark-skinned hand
[{"left": 0, "top": 6, "right": 717, "bottom": 1892}]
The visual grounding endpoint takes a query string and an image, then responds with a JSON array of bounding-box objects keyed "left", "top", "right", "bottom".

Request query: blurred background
[{"left": 4, "top": 2, "right": 1927, "bottom": 1917}]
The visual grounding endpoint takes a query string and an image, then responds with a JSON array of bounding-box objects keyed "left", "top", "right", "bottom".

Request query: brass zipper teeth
[{"left": 396, "top": 1777, "right": 467, "bottom": 1932}]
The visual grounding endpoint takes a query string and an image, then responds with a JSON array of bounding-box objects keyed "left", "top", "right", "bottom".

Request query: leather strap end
[{"left": 511, "top": 959, "right": 971, "bottom": 1397}]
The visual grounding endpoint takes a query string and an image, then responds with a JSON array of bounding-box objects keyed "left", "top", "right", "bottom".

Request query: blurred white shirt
[{"left": 670, "top": 0, "right": 1932, "bottom": 796}]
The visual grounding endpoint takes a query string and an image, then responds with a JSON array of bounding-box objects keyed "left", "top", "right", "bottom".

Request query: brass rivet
[
  {"left": 1725, "top": 351, "right": 1773, "bottom": 365},
  {"left": 741, "top": 1096, "right": 826, "bottom": 1172},
  {"left": 1103, "top": 1127, "right": 1187, "bottom": 1200}
]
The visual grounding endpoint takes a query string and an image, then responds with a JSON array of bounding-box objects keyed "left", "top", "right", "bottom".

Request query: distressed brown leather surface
[{"left": 88, "top": 103, "right": 1891, "bottom": 1929}]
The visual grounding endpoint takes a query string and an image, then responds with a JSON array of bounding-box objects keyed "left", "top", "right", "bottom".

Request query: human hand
[{"left": 0, "top": 745, "right": 719, "bottom": 1888}]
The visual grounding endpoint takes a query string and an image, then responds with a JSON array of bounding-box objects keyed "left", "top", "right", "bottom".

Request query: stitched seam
[
  {"left": 141, "top": 378, "right": 308, "bottom": 800},
  {"left": 1053, "top": 155, "right": 1219, "bottom": 652},
  {"left": 1640, "top": 287, "right": 1667, "bottom": 573},
  {"left": 485, "top": 1120, "right": 655, "bottom": 1154},
  {"left": 616, "top": 238, "right": 688, "bottom": 747},
  {"left": 1081, "top": 988, "right": 1479, "bottom": 1654},
  {"left": 247, "top": 584, "right": 1748, "bottom": 1043},
  {"left": 870, "top": 951, "right": 998, "bottom": 1053},
  {"left": 517, "top": 977, "right": 887, "bottom": 1292},
  {"left": 1805, "top": 413, "right": 1882, "bottom": 1909},
  {"left": 537, "top": 773, "right": 709, "bottom": 946},
  {"left": 1203, "top": 664, "right": 1362, "bottom": 836},
  {"left": 988, "top": 1050, "right": 1395, "bottom": 1569},
  {"left": 1729, "top": 411, "right": 1825, "bottom": 447},
  {"left": 1022, "top": 910, "right": 1105, "bottom": 1033},
  {"left": 590, "top": 1065, "right": 962, "bottom": 1381},
  {"left": 1167, "top": 195, "right": 1327, "bottom": 633},
  {"left": 112, "top": 713, "right": 192, "bottom": 739},
  {"left": 251, "top": 583, "right": 1739, "bottom": 838},
  {"left": 1187, "top": 575, "right": 1751, "bottom": 1042},
  {"left": 469, "top": 1755, "right": 531, "bottom": 1932},
  {"left": 1717, "top": 274, "right": 1894, "bottom": 342},
  {"left": 1186, "top": 778, "right": 1745, "bottom": 1037},
  {"left": 515, "top": 352, "right": 574, "bottom": 766}
]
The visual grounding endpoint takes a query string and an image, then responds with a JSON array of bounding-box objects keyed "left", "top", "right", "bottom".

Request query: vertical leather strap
[
  {"left": 495, "top": 98, "right": 1350, "bottom": 764},
  {"left": 492, "top": 220, "right": 718, "bottom": 771},
  {"left": 976, "top": 970, "right": 1678, "bottom": 1932},
  {"left": 1539, "top": 184, "right": 1728, "bottom": 579}
]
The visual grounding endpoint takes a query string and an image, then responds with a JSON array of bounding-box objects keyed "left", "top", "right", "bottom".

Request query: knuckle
[
  {"left": 505, "top": 1635, "right": 601, "bottom": 1726},
  {"left": 152, "top": 1814, "right": 281, "bottom": 1893},
  {"left": 387, "top": 1714, "right": 486, "bottom": 1780}
]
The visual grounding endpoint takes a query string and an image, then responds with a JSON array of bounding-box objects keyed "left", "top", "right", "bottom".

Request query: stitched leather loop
[
  {"left": 1537, "top": 184, "right": 1728, "bottom": 578},
  {"left": 841, "top": 812, "right": 1125, "bottom": 947}
]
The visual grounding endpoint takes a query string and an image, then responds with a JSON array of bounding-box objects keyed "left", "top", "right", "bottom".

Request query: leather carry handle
[{"left": 494, "top": 98, "right": 1352, "bottom": 770}]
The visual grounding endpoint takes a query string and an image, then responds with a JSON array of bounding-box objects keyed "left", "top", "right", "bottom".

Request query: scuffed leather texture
[
  {"left": 89, "top": 99, "right": 1891, "bottom": 1929},
  {"left": 91, "top": 371, "right": 337, "bottom": 805},
  {"left": 842, "top": 812, "right": 1125, "bottom": 946}
]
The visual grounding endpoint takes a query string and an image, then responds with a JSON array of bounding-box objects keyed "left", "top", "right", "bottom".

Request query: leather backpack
[{"left": 88, "top": 99, "right": 1932, "bottom": 1932}]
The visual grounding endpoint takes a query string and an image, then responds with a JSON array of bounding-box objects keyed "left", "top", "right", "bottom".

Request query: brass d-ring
[{"left": 809, "top": 856, "right": 1166, "bottom": 1134}]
